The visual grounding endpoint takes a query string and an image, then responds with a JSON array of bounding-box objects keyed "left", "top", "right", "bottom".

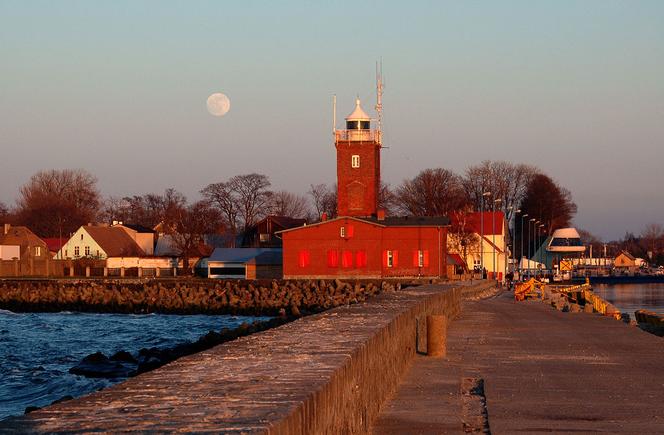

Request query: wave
[{"left": 0, "top": 309, "right": 18, "bottom": 315}]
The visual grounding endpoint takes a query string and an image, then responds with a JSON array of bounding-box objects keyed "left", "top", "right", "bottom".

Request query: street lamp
[
  {"left": 480, "top": 191, "right": 491, "bottom": 278},
  {"left": 520, "top": 213, "right": 528, "bottom": 277},
  {"left": 528, "top": 218, "right": 536, "bottom": 277},
  {"left": 493, "top": 198, "right": 502, "bottom": 281},
  {"left": 539, "top": 223, "right": 546, "bottom": 274}
]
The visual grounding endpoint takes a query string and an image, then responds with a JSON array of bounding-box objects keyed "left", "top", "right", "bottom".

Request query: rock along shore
[{"left": 0, "top": 278, "right": 404, "bottom": 316}]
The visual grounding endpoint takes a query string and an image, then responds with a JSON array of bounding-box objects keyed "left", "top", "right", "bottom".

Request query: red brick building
[{"left": 281, "top": 97, "right": 449, "bottom": 280}]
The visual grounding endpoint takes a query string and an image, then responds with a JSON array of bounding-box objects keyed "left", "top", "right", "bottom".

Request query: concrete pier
[
  {"left": 0, "top": 282, "right": 493, "bottom": 433},
  {"left": 373, "top": 292, "right": 664, "bottom": 434}
]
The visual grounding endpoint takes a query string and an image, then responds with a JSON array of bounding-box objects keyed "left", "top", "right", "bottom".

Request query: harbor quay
[{"left": 2, "top": 280, "right": 662, "bottom": 433}]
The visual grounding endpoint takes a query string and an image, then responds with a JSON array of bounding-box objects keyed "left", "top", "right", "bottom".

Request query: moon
[{"left": 206, "top": 93, "right": 230, "bottom": 117}]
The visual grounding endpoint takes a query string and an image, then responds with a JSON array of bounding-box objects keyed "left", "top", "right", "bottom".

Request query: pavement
[{"left": 372, "top": 290, "right": 664, "bottom": 434}]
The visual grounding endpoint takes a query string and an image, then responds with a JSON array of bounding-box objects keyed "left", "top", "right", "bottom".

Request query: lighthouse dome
[{"left": 345, "top": 98, "right": 371, "bottom": 130}]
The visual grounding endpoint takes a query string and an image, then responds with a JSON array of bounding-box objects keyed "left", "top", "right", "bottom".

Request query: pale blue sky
[{"left": 1, "top": 1, "right": 663, "bottom": 240}]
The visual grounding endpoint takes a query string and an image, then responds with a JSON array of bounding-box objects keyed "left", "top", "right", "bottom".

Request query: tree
[
  {"left": 268, "top": 191, "right": 311, "bottom": 219},
  {"left": 641, "top": 223, "right": 663, "bottom": 262},
  {"left": 578, "top": 229, "right": 603, "bottom": 257},
  {"left": 16, "top": 169, "right": 100, "bottom": 237},
  {"left": 100, "top": 189, "right": 187, "bottom": 230},
  {"left": 0, "top": 201, "right": 8, "bottom": 222},
  {"left": 463, "top": 161, "right": 537, "bottom": 225},
  {"left": 519, "top": 173, "right": 577, "bottom": 235},
  {"left": 448, "top": 209, "right": 480, "bottom": 270},
  {"left": 231, "top": 174, "right": 272, "bottom": 233},
  {"left": 394, "top": 168, "right": 467, "bottom": 216},
  {"left": 308, "top": 183, "right": 337, "bottom": 220},
  {"left": 169, "top": 201, "right": 221, "bottom": 273},
  {"left": 378, "top": 182, "right": 397, "bottom": 215}
]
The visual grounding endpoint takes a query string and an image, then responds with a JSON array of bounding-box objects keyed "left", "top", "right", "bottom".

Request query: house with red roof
[{"left": 448, "top": 211, "right": 507, "bottom": 281}]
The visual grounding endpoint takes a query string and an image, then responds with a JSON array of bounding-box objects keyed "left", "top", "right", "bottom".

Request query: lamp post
[
  {"left": 480, "top": 191, "right": 491, "bottom": 279},
  {"left": 493, "top": 198, "right": 501, "bottom": 281},
  {"left": 520, "top": 213, "right": 528, "bottom": 278},
  {"left": 528, "top": 218, "right": 536, "bottom": 277},
  {"left": 539, "top": 223, "right": 546, "bottom": 275}
]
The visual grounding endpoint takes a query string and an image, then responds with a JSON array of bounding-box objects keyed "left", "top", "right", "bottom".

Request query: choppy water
[
  {"left": 0, "top": 311, "right": 269, "bottom": 420},
  {"left": 592, "top": 283, "right": 664, "bottom": 316}
]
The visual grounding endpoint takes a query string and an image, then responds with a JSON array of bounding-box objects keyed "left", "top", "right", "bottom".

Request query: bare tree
[
  {"left": 463, "top": 161, "right": 537, "bottom": 224},
  {"left": 578, "top": 229, "right": 603, "bottom": 257},
  {"left": 641, "top": 223, "right": 664, "bottom": 261},
  {"left": 0, "top": 201, "right": 9, "bottom": 222},
  {"left": 378, "top": 181, "right": 397, "bottom": 215},
  {"left": 268, "top": 191, "right": 311, "bottom": 218},
  {"left": 169, "top": 201, "right": 221, "bottom": 273},
  {"left": 308, "top": 183, "right": 337, "bottom": 220},
  {"left": 448, "top": 209, "right": 480, "bottom": 270},
  {"left": 232, "top": 174, "right": 272, "bottom": 232},
  {"left": 16, "top": 169, "right": 100, "bottom": 237},
  {"left": 394, "top": 168, "right": 468, "bottom": 216},
  {"left": 201, "top": 181, "right": 240, "bottom": 247}
]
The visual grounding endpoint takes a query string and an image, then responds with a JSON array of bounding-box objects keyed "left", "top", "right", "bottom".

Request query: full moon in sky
[{"left": 206, "top": 92, "right": 231, "bottom": 117}]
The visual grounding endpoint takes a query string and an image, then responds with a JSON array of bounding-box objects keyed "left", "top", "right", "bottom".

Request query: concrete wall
[{"left": 1, "top": 280, "right": 496, "bottom": 433}]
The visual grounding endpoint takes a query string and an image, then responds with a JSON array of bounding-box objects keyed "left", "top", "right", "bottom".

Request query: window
[
  {"left": 360, "top": 120, "right": 370, "bottom": 130},
  {"left": 351, "top": 155, "right": 360, "bottom": 168},
  {"left": 96, "top": 250, "right": 100, "bottom": 257},
  {"left": 340, "top": 226, "right": 345, "bottom": 238},
  {"left": 298, "top": 250, "right": 310, "bottom": 268},
  {"left": 65, "top": 249, "right": 68, "bottom": 258},
  {"left": 341, "top": 250, "right": 353, "bottom": 268},
  {"left": 259, "top": 233, "right": 269, "bottom": 243},
  {"left": 80, "top": 234, "right": 84, "bottom": 241},
  {"left": 327, "top": 250, "right": 339, "bottom": 267},
  {"left": 74, "top": 247, "right": 80, "bottom": 257},
  {"left": 384, "top": 250, "right": 398, "bottom": 268},
  {"left": 356, "top": 251, "right": 367, "bottom": 268},
  {"left": 85, "top": 246, "right": 90, "bottom": 256},
  {"left": 35, "top": 246, "right": 41, "bottom": 257}
]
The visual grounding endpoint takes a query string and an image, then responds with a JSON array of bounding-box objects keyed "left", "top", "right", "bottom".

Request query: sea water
[{"left": 0, "top": 311, "right": 268, "bottom": 420}]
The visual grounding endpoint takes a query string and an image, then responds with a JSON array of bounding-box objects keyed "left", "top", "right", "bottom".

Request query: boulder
[{"left": 69, "top": 351, "right": 136, "bottom": 378}]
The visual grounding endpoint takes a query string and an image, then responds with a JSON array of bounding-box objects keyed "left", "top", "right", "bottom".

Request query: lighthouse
[{"left": 335, "top": 98, "right": 382, "bottom": 217}]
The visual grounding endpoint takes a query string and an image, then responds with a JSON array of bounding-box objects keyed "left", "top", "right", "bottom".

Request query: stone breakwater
[{"left": 0, "top": 279, "right": 402, "bottom": 315}]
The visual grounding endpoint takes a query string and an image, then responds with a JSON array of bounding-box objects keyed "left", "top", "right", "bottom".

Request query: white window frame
[
  {"left": 74, "top": 246, "right": 80, "bottom": 257},
  {"left": 418, "top": 250, "right": 424, "bottom": 267},
  {"left": 387, "top": 250, "right": 394, "bottom": 268},
  {"left": 35, "top": 246, "right": 41, "bottom": 257},
  {"left": 340, "top": 226, "right": 345, "bottom": 238},
  {"left": 351, "top": 155, "right": 360, "bottom": 168},
  {"left": 85, "top": 246, "right": 90, "bottom": 256}
]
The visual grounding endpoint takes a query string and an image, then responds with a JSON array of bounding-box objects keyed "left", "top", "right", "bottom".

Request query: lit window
[
  {"left": 298, "top": 250, "right": 310, "bottom": 268},
  {"left": 351, "top": 155, "right": 360, "bottom": 168},
  {"left": 74, "top": 247, "right": 80, "bottom": 257},
  {"left": 85, "top": 246, "right": 90, "bottom": 256},
  {"left": 35, "top": 246, "right": 41, "bottom": 257},
  {"left": 342, "top": 250, "right": 353, "bottom": 268},
  {"left": 327, "top": 250, "right": 339, "bottom": 267}
]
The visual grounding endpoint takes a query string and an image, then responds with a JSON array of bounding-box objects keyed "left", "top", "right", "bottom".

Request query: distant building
[
  {"left": 449, "top": 212, "right": 507, "bottom": 280},
  {"left": 207, "top": 248, "right": 282, "bottom": 279},
  {"left": 112, "top": 222, "right": 156, "bottom": 255},
  {"left": 242, "top": 215, "right": 307, "bottom": 248},
  {"left": 56, "top": 225, "right": 145, "bottom": 260},
  {"left": 0, "top": 224, "right": 49, "bottom": 261},
  {"left": 614, "top": 251, "right": 638, "bottom": 274}
]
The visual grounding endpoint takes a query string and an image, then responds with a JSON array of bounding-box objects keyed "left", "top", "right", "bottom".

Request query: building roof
[
  {"left": 0, "top": 225, "right": 48, "bottom": 251},
  {"left": 617, "top": 250, "right": 636, "bottom": 261},
  {"left": 451, "top": 211, "right": 505, "bottom": 236},
  {"left": 43, "top": 238, "right": 67, "bottom": 252},
  {"left": 83, "top": 226, "right": 145, "bottom": 257},
  {"left": 345, "top": 98, "right": 371, "bottom": 121},
  {"left": 360, "top": 215, "right": 451, "bottom": 227},
  {"left": 208, "top": 248, "right": 281, "bottom": 264},
  {"left": 276, "top": 215, "right": 450, "bottom": 235},
  {"left": 247, "top": 251, "right": 283, "bottom": 265},
  {"left": 262, "top": 215, "right": 307, "bottom": 229},
  {"left": 116, "top": 223, "right": 156, "bottom": 234}
]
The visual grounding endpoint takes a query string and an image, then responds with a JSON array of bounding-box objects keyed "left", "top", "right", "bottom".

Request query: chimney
[
  {"left": 3, "top": 223, "right": 10, "bottom": 235},
  {"left": 321, "top": 212, "right": 328, "bottom": 222},
  {"left": 377, "top": 209, "right": 386, "bottom": 221}
]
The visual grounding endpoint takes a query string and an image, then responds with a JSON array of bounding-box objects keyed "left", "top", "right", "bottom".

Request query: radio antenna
[{"left": 375, "top": 59, "right": 384, "bottom": 145}]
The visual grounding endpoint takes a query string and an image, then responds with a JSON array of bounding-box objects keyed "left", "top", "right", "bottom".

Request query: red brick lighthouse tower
[{"left": 335, "top": 96, "right": 382, "bottom": 217}]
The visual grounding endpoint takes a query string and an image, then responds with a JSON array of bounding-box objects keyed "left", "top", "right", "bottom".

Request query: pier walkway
[{"left": 373, "top": 291, "right": 664, "bottom": 434}]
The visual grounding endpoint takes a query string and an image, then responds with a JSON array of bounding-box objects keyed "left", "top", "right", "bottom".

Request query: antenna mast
[
  {"left": 333, "top": 94, "right": 337, "bottom": 142},
  {"left": 375, "top": 60, "right": 384, "bottom": 145}
]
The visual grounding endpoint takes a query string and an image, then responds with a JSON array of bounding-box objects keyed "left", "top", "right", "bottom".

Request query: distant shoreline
[{"left": 572, "top": 275, "right": 664, "bottom": 285}]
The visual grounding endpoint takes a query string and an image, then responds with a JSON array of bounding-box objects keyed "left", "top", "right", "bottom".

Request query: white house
[{"left": 57, "top": 225, "right": 145, "bottom": 260}]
